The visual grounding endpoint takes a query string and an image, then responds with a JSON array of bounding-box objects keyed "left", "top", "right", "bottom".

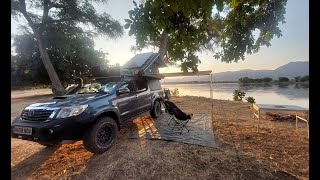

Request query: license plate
[{"left": 13, "top": 126, "right": 32, "bottom": 135}]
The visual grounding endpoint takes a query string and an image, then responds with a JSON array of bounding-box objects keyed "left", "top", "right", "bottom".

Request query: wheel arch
[
  {"left": 94, "top": 111, "right": 120, "bottom": 131},
  {"left": 151, "top": 96, "right": 163, "bottom": 109}
]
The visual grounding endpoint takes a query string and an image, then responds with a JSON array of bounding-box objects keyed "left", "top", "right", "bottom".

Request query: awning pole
[{"left": 209, "top": 73, "right": 213, "bottom": 121}]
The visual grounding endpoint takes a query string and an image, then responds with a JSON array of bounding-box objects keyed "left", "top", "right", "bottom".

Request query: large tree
[
  {"left": 11, "top": 0, "right": 123, "bottom": 95},
  {"left": 125, "top": 0, "right": 287, "bottom": 72},
  {"left": 11, "top": 23, "right": 108, "bottom": 87}
]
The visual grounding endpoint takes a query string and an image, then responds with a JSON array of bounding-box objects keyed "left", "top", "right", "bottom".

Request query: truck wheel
[
  {"left": 150, "top": 100, "right": 161, "bottom": 118},
  {"left": 83, "top": 116, "right": 118, "bottom": 154}
]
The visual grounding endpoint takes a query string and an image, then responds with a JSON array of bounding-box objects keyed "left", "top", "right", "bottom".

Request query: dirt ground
[{"left": 11, "top": 89, "right": 309, "bottom": 180}]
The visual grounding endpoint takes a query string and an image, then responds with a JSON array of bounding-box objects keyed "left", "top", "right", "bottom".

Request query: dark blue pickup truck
[{"left": 11, "top": 52, "right": 166, "bottom": 154}]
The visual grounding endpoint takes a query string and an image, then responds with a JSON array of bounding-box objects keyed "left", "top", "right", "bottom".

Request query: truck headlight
[{"left": 56, "top": 105, "right": 88, "bottom": 119}]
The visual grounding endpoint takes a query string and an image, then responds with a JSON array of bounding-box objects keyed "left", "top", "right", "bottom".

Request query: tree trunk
[
  {"left": 35, "top": 32, "right": 65, "bottom": 96},
  {"left": 18, "top": 0, "right": 65, "bottom": 96},
  {"left": 158, "top": 30, "right": 168, "bottom": 62}
]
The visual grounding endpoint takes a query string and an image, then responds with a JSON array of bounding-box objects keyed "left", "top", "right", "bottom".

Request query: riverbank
[{"left": 11, "top": 89, "right": 308, "bottom": 179}]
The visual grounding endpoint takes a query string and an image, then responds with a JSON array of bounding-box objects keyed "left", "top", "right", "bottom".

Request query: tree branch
[
  {"left": 18, "top": 0, "right": 37, "bottom": 31},
  {"left": 42, "top": 1, "right": 81, "bottom": 25},
  {"left": 42, "top": 0, "right": 50, "bottom": 23},
  {"left": 48, "top": 1, "right": 65, "bottom": 9},
  {"left": 42, "top": 17, "right": 77, "bottom": 24}
]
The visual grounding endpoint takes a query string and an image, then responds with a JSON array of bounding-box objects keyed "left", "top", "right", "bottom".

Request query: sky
[{"left": 11, "top": 0, "right": 309, "bottom": 73}]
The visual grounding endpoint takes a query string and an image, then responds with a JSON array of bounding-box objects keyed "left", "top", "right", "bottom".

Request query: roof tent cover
[{"left": 121, "top": 52, "right": 167, "bottom": 79}]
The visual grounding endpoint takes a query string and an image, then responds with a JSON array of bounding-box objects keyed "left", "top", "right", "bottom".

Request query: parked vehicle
[{"left": 11, "top": 52, "right": 166, "bottom": 154}]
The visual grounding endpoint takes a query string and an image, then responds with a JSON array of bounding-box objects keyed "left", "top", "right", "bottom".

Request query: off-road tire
[
  {"left": 150, "top": 100, "right": 161, "bottom": 118},
  {"left": 83, "top": 116, "right": 118, "bottom": 154}
]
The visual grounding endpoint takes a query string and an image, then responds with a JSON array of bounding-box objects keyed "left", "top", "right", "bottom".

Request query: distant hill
[{"left": 161, "top": 61, "right": 309, "bottom": 82}]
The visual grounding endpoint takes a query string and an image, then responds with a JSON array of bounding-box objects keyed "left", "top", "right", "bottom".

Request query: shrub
[
  {"left": 245, "top": 96, "right": 256, "bottom": 104},
  {"left": 170, "top": 88, "right": 179, "bottom": 96},
  {"left": 263, "top": 77, "right": 272, "bottom": 82},
  {"left": 278, "top": 77, "right": 289, "bottom": 82},
  {"left": 300, "top": 75, "right": 309, "bottom": 82},
  {"left": 294, "top": 76, "right": 301, "bottom": 82},
  {"left": 233, "top": 90, "right": 246, "bottom": 101}
]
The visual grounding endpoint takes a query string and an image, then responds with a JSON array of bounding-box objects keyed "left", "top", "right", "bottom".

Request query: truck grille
[{"left": 21, "top": 109, "right": 54, "bottom": 122}]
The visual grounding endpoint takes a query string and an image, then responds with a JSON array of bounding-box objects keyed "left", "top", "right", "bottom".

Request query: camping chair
[
  {"left": 162, "top": 100, "right": 176, "bottom": 125},
  {"left": 162, "top": 100, "right": 193, "bottom": 134}
]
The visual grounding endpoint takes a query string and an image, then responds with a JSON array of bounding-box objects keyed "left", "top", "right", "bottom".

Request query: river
[{"left": 161, "top": 83, "right": 309, "bottom": 108}]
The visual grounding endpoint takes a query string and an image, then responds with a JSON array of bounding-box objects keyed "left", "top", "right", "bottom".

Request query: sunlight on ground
[
  {"left": 134, "top": 116, "right": 159, "bottom": 138},
  {"left": 31, "top": 141, "right": 93, "bottom": 178},
  {"left": 132, "top": 116, "right": 161, "bottom": 147}
]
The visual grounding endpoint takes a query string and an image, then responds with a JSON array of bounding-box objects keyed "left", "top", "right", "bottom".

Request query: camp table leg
[
  {"left": 296, "top": 111, "right": 309, "bottom": 138},
  {"left": 307, "top": 120, "right": 309, "bottom": 138},
  {"left": 296, "top": 111, "right": 298, "bottom": 130},
  {"left": 257, "top": 109, "right": 260, "bottom": 132},
  {"left": 252, "top": 104, "right": 260, "bottom": 131},
  {"left": 306, "top": 112, "right": 309, "bottom": 138},
  {"left": 302, "top": 111, "right": 309, "bottom": 138}
]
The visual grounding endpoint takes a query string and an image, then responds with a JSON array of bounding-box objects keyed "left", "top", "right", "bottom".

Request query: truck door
[
  {"left": 115, "top": 80, "right": 137, "bottom": 121},
  {"left": 134, "top": 78, "right": 152, "bottom": 114}
]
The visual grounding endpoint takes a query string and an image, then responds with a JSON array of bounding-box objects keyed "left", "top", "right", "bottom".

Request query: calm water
[{"left": 161, "top": 83, "right": 309, "bottom": 108}]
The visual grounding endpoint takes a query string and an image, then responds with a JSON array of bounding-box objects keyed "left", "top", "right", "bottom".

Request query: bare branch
[
  {"left": 48, "top": 1, "right": 65, "bottom": 9},
  {"left": 42, "top": 0, "right": 50, "bottom": 23},
  {"left": 18, "top": 0, "right": 36, "bottom": 30}
]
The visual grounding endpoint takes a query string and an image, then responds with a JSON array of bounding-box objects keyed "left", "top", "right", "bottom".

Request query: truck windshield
[{"left": 78, "top": 78, "right": 121, "bottom": 94}]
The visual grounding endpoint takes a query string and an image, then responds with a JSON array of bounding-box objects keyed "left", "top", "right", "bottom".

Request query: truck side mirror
[{"left": 118, "top": 87, "right": 130, "bottom": 94}]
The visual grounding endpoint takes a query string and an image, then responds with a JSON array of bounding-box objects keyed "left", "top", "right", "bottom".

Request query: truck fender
[
  {"left": 150, "top": 93, "right": 162, "bottom": 109},
  {"left": 93, "top": 107, "right": 121, "bottom": 130}
]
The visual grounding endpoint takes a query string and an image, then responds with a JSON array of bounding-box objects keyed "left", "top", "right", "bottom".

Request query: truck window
[
  {"left": 135, "top": 78, "right": 148, "bottom": 92},
  {"left": 120, "top": 81, "right": 136, "bottom": 92},
  {"left": 148, "top": 79, "right": 161, "bottom": 91}
]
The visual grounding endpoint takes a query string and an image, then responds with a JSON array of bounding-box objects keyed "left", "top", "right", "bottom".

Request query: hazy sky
[{"left": 11, "top": 0, "right": 309, "bottom": 73}]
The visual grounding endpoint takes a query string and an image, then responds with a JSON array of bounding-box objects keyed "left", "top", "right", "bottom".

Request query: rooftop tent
[
  {"left": 90, "top": 65, "right": 121, "bottom": 77},
  {"left": 121, "top": 52, "right": 167, "bottom": 79}
]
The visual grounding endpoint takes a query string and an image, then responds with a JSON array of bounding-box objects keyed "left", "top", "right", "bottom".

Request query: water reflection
[
  {"left": 294, "top": 83, "right": 309, "bottom": 89},
  {"left": 239, "top": 83, "right": 272, "bottom": 88},
  {"left": 278, "top": 83, "right": 290, "bottom": 88},
  {"left": 161, "top": 83, "right": 309, "bottom": 108}
]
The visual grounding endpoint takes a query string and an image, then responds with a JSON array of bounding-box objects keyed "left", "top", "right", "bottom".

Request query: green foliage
[
  {"left": 239, "top": 77, "right": 273, "bottom": 83},
  {"left": 294, "top": 76, "right": 301, "bottom": 82},
  {"left": 170, "top": 88, "right": 180, "bottom": 96},
  {"left": 233, "top": 90, "right": 246, "bottom": 101},
  {"left": 89, "top": 83, "right": 101, "bottom": 90},
  {"left": 11, "top": 0, "right": 123, "bottom": 39},
  {"left": 293, "top": 75, "right": 308, "bottom": 82},
  {"left": 278, "top": 77, "right": 289, "bottom": 82},
  {"left": 11, "top": 0, "right": 123, "bottom": 89},
  {"left": 263, "top": 77, "right": 273, "bottom": 83},
  {"left": 239, "top": 77, "right": 251, "bottom": 83},
  {"left": 79, "top": 82, "right": 101, "bottom": 93},
  {"left": 245, "top": 96, "right": 256, "bottom": 104},
  {"left": 299, "top": 75, "right": 309, "bottom": 82},
  {"left": 125, "top": 0, "right": 287, "bottom": 71},
  {"left": 11, "top": 23, "right": 108, "bottom": 86}
]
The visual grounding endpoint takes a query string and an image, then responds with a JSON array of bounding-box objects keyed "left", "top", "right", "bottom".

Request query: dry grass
[
  {"left": 11, "top": 91, "right": 308, "bottom": 179},
  {"left": 172, "top": 96, "right": 308, "bottom": 179}
]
